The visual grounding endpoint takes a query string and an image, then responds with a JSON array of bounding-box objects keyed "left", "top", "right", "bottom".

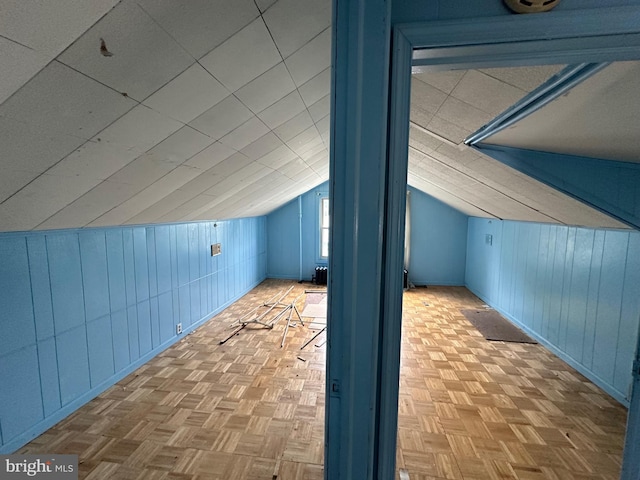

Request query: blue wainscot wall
[
  {"left": 267, "top": 182, "right": 329, "bottom": 280},
  {"left": 0, "top": 217, "right": 267, "bottom": 453},
  {"left": 407, "top": 186, "right": 468, "bottom": 286},
  {"left": 466, "top": 217, "right": 640, "bottom": 405},
  {"left": 267, "top": 183, "right": 468, "bottom": 285}
]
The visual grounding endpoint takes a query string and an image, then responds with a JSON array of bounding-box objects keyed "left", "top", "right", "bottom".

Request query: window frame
[{"left": 319, "top": 196, "right": 330, "bottom": 260}]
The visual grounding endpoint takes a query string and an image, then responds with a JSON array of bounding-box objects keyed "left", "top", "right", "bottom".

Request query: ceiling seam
[
  {"left": 408, "top": 174, "right": 498, "bottom": 218},
  {"left": 408, "top": 145, "right": 563, "bottom": 224}
]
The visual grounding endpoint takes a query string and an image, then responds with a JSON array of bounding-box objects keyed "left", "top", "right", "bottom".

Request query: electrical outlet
[
  {"left": 176, "top": 323, "right": 183, "bottom": 335},
  {"left": 211, "top": 243, "right": 221, "bottom": 256}
]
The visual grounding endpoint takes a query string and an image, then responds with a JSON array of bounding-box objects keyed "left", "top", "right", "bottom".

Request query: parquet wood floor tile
[{"left": 18, "top": 281, "right": 628, "bottom": 479}]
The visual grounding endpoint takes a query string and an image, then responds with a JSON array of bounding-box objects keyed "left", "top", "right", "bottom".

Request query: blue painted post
[{"left": 326, "top": 0, "right": 406, "bottom": 479}]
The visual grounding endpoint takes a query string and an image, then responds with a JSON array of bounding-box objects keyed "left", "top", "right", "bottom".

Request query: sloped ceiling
[
  {"left": 482, "top": 61, "right": 640, "bottom": 163},
  {"left": 0, "top": 0, "right": 330, "bottom": 231},
  {"left": 407, "top": 67, "right": 629, "bottom": 229},
  {"left": 0, "top": 0, "right": 631, "bottom": 232}
]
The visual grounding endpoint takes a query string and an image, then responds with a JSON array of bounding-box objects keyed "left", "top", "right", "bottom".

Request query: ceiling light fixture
[{"left": 503, "top": 0, "right": 561, "bottom": 14}]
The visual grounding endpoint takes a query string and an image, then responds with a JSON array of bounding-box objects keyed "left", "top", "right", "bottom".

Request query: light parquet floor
[{"left": 18, "top": 280, "right": 628, "bottom": 480}]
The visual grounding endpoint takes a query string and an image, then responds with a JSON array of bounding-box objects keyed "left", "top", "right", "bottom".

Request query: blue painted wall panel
[
  {"left": 615, "top": 233, "right": 640, "bottom": 396},
  {"left": 592, "top": 232, "right": 628, "bottom": 383},
  {"left": 56, "top": 325, "right": 90, "bottom": 405},
  {"left": 26, "top": 236, "right": 54, "bottom": 342},
  {"left": 158, "top": 291, "right": 174, "bottom": 343},
  {"left": 0, "top": 238, "right": 35, "bottom": 356},
  {"left": 0, "top": 346, "right": 43, "bottom": 443},
  {"left": 0, "top": 217, "right": 266, "bottom": 452},
  {"left": 86, "top": 315, "right": 114, "bottom": 386},
  {"left": 155, "top": 226, "right": 172, "bottom": 295},
  {"left": 176, "top": 224, "right": 189, "bottom": 287},
  {"left": 127, "top": 305, "right": 139, "bottom": 361},
  {"left": 47, "top": 235, "right": 85, "bottom": 335},
  {"left": 37, "top": 338, "right": 61, "bottom": 416},
  {"left": 79, "top": 231, "right": 110, "bottom": 323},
  {"left": 122, "top": 230, "right": 136, "bottom": 307},
  {"left": 179, "top": 285, "right": 191, "bottom": 326},
  {"left": 583, "top": 230, "right": 606, "bottom": 370},
  {"left": 146, "top": 228, "right": 158, "bottom": 299},
  {"left": 105, "top": 230, "right": 127, "bottom": 314},
  {"left": 565, "top": 229, "right": 594, "bottom": 362},
  {"left": 110, "top": 309, "right": 130, "bottom": 372},
  {"left": 137, "top": 300, "right": 152, "bottom": 355},
  {"left": 466, "top": 217, "right": 640, "bottom": 404},
  {"left": 190, "top": 282, "right": 201, "bottom": 324},
  {"left": 133, "top": 228, "right": 149, "bottom": 303},
  {"left": 267, "top": 183, "right": 468, "bottom": 285},
  {"left": 149, "top": 296, "right": 160, "bottom": 348}
]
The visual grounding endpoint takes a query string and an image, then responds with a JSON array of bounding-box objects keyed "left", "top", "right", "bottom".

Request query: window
[{"left": 320, "top": 197, "right": 330, "bottom": 258}]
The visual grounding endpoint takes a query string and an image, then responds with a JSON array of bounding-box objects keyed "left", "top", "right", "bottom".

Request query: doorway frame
[{"left": 381, "top": 5, "right": 640, "bottom": 479}]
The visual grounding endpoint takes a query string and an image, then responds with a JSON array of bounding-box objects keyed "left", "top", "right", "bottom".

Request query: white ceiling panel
[
  {"left": 423, "top": 116, "right": 470, "bottom": 145},
  {"left": 107, "top": 153, "right": 178, "bottom": 187},
  {"left": 58, "top": 2, "right": 194, "bottom": 102},
  {"left": 287, "top": 126, "right": 321, "bottom": 154},
  {"left": 189, "top": 95, "right": 253, "bottom": 140},
  {"left": 0, "top": 173, "right": 102, "bottom": 231},
  {"left": 435, "top": 96, "right": 493, "bottom": 133},
  {"left": 412, "top": 70, "right": 465, "bottom": 95},
  {"left": 146, "top": 126, "right": 214, "bottom": 166},
  {"left": 219, "top": 117, "right": 270, "bottom": 151},
  {"left": 0, "top": 0, "right": 633, "bottom": 232},
  {"left": 97, "top": 104, "right": 183, "bottom": 153},
  {"left": 451, "top": 70, "right": 527, "bottom": 116},
  {"left": 298, "top": 67, "right": 331, "bottom": 107},
  {"left": 0, "top": 0, "right": 119, "bottom": 55},
  {"left": 240, "top": 133, "right": 284, "bottom": 160},
  {"left": 274, "top": 111, "right": 315, "bottom": 143},
  {"left": 235, "top": 62, "right": 296, "bottom": 113},
  {"left": 314, "top": 115, "right": 330, "bottom": 138},
  {"left": 484, "top": 62, "right": 640, "bottom": 163},
  {"left": 125, "top": 188, "right": 199, "bottom": 225},
  {"left": 143, "top": 63, "right": 230, "bottom": 123},
  {"left": 205, "top": 152, "right": 254, "bottom": 180},
  {"left": 156, "top": 194, "right": 218, "bottom": 224},
  {"left": 0, "top": 38, "right": 49, "bottom": 105},
  {"left": 0, "top": 61, "right": 136, "bottom": 140},
  {"left": 284, "top": 28, "right": 331, "bottom": 86},
  {"left": 298, "top": 140, "right": 326, "bottom": 161},
  {"left": 199, "top": 18, "right": 281, "bottom": 92},
  {"left": 184, "top": 142, "right": 237, "bottom": 171},
  {"left": 88, "top": 165, "right": 203, "bottom": 227},
  {"left": 37, "top": 180, "right": 141, "bottom": 230},
  {"left": 411, "top": 78, "right": 448, "bottom": 116},
  {"left": 263, "top": 0, "right": 331, "bottom": 59},
  {"left": 255, "top": 0, "right": 278, "bottom": 13},
  {"left": 136, "top": 0, "right": 259, "bottom": 59},
  {"left": 479, "top": 65, "right": 564, "bottom": 92},
  {"left": 257, "top": 91, "right": 307, "bottom": 129},
  {"left": 409, "top": 125, "right": 444, "bottom": 155},
  {"left": 0, "top": 115, "right": 84, "bottom": 180},
  {"left": 46, "top": 140, "right": 140, "bottom": 181},
  {"left": 0, "top": 170, "right": 41, "bottom": 204},
  {"left": 256, "top": 145, "right": 298, "bottom": 169},
  {"left": 309, "top": 95, "right": 330, "bottom": 123}
]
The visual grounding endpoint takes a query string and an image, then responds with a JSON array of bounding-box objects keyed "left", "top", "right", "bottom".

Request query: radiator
[{"left": 314, "top": 266, "right": 328, "bottom": 285}]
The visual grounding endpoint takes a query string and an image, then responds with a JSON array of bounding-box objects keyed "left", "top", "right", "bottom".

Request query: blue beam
[{"left": 475, "top": 144, "right": 640, "bottom": 229}]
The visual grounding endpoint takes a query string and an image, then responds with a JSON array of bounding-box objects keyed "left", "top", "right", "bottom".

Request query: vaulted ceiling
[{"left": 0, "top": 0, "right": 633, "bottom": 232}]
